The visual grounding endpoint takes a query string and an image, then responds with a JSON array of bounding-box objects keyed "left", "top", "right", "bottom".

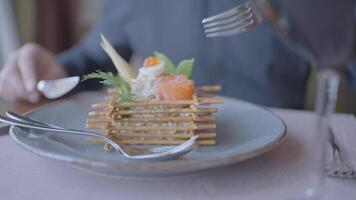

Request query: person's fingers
[
  {"left": 18, "top": 43, "right": 39, "bottom": 93},
  {"left": 15, "top": 67, "right": 40, "bottom": 103},
  {"left": 0, "top": 50, "right": 39, "bottom": 103},
  {"left": 1, "top": 50, "right": 19, "bottom": 74},
  {"left": 0, "top": 70, "right": 27, "bottom": 102},
  {"left": 0, "top": 51, "right": 22, "bottom": 101},
  {"left": 7, "top": 73, "right": 29, "bottom": 101}
]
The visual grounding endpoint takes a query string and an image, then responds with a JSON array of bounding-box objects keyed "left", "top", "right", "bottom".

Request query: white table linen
[{"left": 0, "top": 108, "right": 355, "bottom": 200}]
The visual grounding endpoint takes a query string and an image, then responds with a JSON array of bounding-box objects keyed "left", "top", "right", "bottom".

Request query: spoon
[
  {"left": 37, "top": 76, "right": 80, "bottom": 99},
  {"left": 2, "top": 112, "right": 197, "bottom": 161}
]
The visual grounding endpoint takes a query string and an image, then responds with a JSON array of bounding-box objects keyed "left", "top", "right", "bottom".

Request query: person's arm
[
  {"left": 0, "top": 0, "right": 134, "bottom": 103},
  {"left": 58, "top": 0, "right": 134, "bottom": 90}
]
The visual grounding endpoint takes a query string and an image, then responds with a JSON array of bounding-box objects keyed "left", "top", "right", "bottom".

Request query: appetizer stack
[{"left": 85, "top": 35, "right": 223, "bottom": 149}]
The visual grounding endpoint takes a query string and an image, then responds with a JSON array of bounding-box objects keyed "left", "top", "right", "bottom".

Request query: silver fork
[
  {"left": 1, "top": 112, "right": 197, "bottom": 161},
  {"left": 0, "top": 76, "right": 80, "bottom": 135},
  {"left": 325, "top": 126, "right": 356, "bottom": 178},
  {"left": 202, "top": 0, "right": 264, "bottom": 37},
  {"left": 203, "top": 0, "right": 356, "bottom": 179}
]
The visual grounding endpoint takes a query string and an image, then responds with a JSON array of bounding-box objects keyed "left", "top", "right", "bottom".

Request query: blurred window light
[{"left": 0, "top": 0, "right": 20, "bottom": 67}]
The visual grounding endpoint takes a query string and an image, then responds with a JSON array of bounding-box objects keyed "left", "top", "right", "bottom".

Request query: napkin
[{"left": 330, "top": 114, "right": 356, "bottom": 169}]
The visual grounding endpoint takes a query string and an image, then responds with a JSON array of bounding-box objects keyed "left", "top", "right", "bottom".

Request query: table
[{"left": 0, "top": 99, "right": 355, "bottom": 200}]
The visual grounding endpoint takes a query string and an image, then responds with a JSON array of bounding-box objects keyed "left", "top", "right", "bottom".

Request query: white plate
[{"left": 10, "top": 92, "right": 286, "bottom": 177}]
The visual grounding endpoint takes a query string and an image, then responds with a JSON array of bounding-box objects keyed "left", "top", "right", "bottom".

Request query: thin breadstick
[
  {"left": 102, "top": 97, "right": 192, "bottom": 105},
  {"left": 107, "top": 85, "right": 221, "bottom": 94},
  {"left": 103, "top": 143, "right": 111, "bottom": 151},
  {"left": 87, "top": 115, "right": 215, "bottom": 123},
  {"left": 88, "top": 85, "right": 221, "bottom": 147},
  {"left": 94, "top": 98, "right": 223, "bottom": 108},
  {"left": 87, "top": 124, "right": 195, "bottom": 131},
  {"left": 196, "top": 85, "right": 221, "bottom": 92},
  {"left": 190, "top": 105, "right": 199, "bottom": 112},
  {"left": 197, "top": 98, "right": 224, "bottom": 104},
  {"left": 86, "top": 123, "right": 216, "bottom": 131},
  {"left": 109, "top": 132, "right": 216, "bottom": 139},
  {"left": 195, "top": 93, "right": 215, "bottom": 97},
  {"left": 118, "top": 140, "right": 216, "bottom": 145},
  {"left": 92, "top": 98, "right": 224, "bottom": 109},
  {"left": 88, "top": 108, "right": 218, "bottom": 116},
  {"left": 192, "top": 94, "right": 199, "bottom": 106},
  {"left": 88, "top": 137, "right": 215, "bottom": 145}
]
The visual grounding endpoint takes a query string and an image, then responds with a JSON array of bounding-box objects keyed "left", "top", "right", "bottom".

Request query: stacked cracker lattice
[{"left": 86, "top": 85, "right": 223, "bottom": 149}]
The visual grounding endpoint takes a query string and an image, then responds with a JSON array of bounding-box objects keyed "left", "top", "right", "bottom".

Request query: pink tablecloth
[{"left": 0, "top": 108, "right": 355, "bottom": 200}]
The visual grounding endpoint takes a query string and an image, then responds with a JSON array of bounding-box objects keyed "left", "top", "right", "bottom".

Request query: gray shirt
[{"left": 58, "top": 0, "right": 354, "bottom": 109}]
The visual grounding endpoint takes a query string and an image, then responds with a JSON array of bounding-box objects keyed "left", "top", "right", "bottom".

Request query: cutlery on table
[
  {"left": 203, "top": 0, "right": 355, "bottom": 179},
  {"left": 1, "top": 112, "right": 197, "bottom": 161},
  {"left": 37, "top": 76, "right": 80, "bottom": 99},
  {"left": 0, "top": 76, "right": 80, "bottom": 135},
  {"left": 325, "top": 126, "right": 356, "bottom": 178}
]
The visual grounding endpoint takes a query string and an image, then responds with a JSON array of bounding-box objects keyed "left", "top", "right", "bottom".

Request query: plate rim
[{"left": 9, "top": 93, "right": 287, "bottom": 175}]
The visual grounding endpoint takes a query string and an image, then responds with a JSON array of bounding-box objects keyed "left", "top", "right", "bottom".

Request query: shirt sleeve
[{"left": 57, "top": 0, "right": 133, "bottom": 90}]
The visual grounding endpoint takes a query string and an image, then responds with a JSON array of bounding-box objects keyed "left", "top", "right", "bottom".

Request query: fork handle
[
  {"left": 0, "top": 114, "right": 128, "bottom": 154},
  {"left": 6, "top": 111, "right": 63, "bottom": 129},
  {"left": 0, "top": 115, "right": 104, "bottom": 139}
]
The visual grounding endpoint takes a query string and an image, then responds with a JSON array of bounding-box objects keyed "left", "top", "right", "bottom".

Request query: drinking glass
[{"left": 260, "top": 0, "right": 354, "bottom": 198}]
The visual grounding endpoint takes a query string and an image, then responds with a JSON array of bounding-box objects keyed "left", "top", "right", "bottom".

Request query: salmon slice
[{"left": 155, "top": 75, "right": 194, "bottom": 100}]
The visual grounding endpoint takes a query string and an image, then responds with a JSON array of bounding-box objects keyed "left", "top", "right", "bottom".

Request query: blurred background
[
  {"left": 1, "top": 0, "right": 356, "bottom": 113},
  {"left": 0, "top": 0, "right": 100, "bottom": 62}
]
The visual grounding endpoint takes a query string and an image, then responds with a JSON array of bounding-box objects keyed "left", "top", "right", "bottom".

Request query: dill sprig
[{"left": 82, "top": 70, "right": 132, "bottom": 102}]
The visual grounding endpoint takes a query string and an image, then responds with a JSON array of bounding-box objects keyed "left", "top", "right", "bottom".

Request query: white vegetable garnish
[
  {"left": 137, "top": 60, "right": 165, "bottom": 78},
  {"left": 100, "top": 34, "right": 137, "bottom": 82}
]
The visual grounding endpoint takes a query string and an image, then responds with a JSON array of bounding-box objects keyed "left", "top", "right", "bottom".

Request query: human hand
[{"left": 0, "top": 43, "right": 67, "bottom": 103}]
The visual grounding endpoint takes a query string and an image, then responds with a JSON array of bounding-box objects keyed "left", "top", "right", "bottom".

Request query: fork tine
[
  {"left": 205, "top": 30, "right": 249, "bottom": 38},
  {"left": 202, "top": 0, "right": 263, "bottom": 38},
  {"left": 202, "top": 0, "right": 251, "bottom": 24},
  {"left": 206, "top": 24, "right": 251, "bottom": 38},
  {"left": 203, "top": 7, "right": 252, "bottom": 29},
  {"left": 204, "top": 13, "right": 253, "bottom": 33}
]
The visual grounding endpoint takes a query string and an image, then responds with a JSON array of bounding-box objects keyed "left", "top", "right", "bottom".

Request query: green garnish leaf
[
  {"left": 154, "top": 51, "right": 195, "bottom": 79},
  {"left": 154, "top": 51, "right": 176, "bottom": 74},
  {"left": 175, "top": 58, "right": 194, "bottom": 79},
  {"left": 82, "top": 70, "right": 132, "bottom": 102}
]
